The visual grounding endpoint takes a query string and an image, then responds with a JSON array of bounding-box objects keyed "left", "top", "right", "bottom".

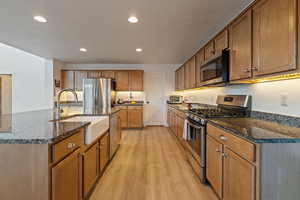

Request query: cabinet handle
[
  {"left": 67, "top": 143, "right": 76, "bottom": 149},
  {"left": 244, "top": 68, "right": 250, "bottom": 73},
  {"left": 219, "top": 135, "right": 227, "bottom": 141},
  {"left": 222, "top": 153, "right": 228, "bottom": 158},
  {"left": 252, "top": 67, "right": 258, "bottom": 71},
  {"left": 215, "top": 149, "right": 221, "bottom": 153}
]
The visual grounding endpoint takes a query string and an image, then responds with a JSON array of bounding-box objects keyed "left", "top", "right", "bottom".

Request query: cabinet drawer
[
  {"left": 127, "top": 106, "right": 143, "bottom": 110},
  {"left": 52, "top": 129, "right": 84, "bottom": 163},
  {"left": 207, "top": 124, "right": 255, "bottom": 162}
]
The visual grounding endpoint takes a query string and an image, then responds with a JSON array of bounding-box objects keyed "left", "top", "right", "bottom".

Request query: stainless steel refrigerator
[{"left": 83, "top": 78, "right": 116, "bottom": 114}]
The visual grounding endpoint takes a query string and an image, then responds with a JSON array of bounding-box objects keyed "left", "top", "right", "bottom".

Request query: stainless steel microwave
[
  {"left": 167, "top": 95, "right": 183, "bottom": 104},
  {"left": 200, "top": 50, "right": 229, "bottom": 86}
]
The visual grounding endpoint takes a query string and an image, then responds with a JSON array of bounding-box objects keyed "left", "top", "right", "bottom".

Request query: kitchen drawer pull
[
  {"left": 216, "top": 149, "right": 221, "bottom": 153},
  {"left": 67, "top": 143, "right": 76, "bottom": 149},
  {"left": 219, "top": 135, "right": 227, "bottom": 141}
]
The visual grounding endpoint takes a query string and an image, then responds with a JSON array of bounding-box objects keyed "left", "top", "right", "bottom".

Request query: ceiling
[{"left": 0, "top": 0, "right": 253, "bottom": 64}]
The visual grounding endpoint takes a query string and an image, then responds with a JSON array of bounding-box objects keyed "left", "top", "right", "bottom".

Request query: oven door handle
[{"left": 187, "top": 120, "right": 203, "bottom": 130}]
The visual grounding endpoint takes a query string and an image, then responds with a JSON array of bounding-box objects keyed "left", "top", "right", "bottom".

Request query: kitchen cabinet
[
  {"left": 204, "top": 41, "right": 215, "bottom": 61},
  {"left": 110, "top": 111, "right": 122, "bottom": 159},
  {"left": 229, "top": 10, "right": 252, "bottom": 81},
  {"left": 223, "top": 148, "right": 255, "bottom": 200},
  {"left": 129, "top": 70, "right": 143, "bottom": 91},
  {"left": 206, "top": 135, "right": 223, "bottom": 199},
  {"left": 52, "top": 148, "right": 81, "bottom": 200},
  {"left": 100, "top": 131, "right": 110, "bottom": 172},
  {"left": 175, "top": 70, "right": 179, "bottom": 90},
  {"left": 207, "top": 124, "right": 255, "bottom": 200},
  {"left": 115, "top": 71, "right": 129, "bottom": 91},
  {"left": 195, "top": 49, "right": 204, "bottom": 87},
  {"left": 118, "top": 107, "right": 128, "bottom": 128},
  {"left": 101, "top": 71, "right": 115, "bottom": 79},
  {"left": 61, "top": 70, "right": 74, "bottom": 89},
  {"left": 214, "top": 29, "right": 228, "bottom": 55},
  {"left": 184, "top": 63, "right": 189, "bottom": 89},
  {"left": 88, "top": 71, "right": 101, "bottom": 78},
  {"left": 75, "top": 71, "right": 87, "bottom": 91},
  {"left": 128, "top": 106, "right": 143, "bottom": 128},
  {"left": 83, "top": 143, "right": 99, "bottom": 197},
  {"left": 252, "top": 0, "right": 297, "bottom": 77},
  {"left": 189, "top": 57, "right": 196, "bottom": 88},
  {"left": 175, "top": 66, "right": 185, "bottom": 91}
]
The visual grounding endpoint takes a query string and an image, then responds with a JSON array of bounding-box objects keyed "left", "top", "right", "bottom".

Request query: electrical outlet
[{"left": 280, "top": 94, "right": 288, "bottom": 107}]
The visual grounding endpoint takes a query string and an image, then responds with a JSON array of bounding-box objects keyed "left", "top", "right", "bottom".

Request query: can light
[
  {"left": 33, "top": 16, "right": 47, "bottom": 23},
  {"left": 128, "top": 16, "right": 139, "bottom": 23},
  {"left": 80, "top": 48, "right": 87, "bottom": 52},
  {"left": 136, "top": 48, "right": 143, "bottom": 52}
]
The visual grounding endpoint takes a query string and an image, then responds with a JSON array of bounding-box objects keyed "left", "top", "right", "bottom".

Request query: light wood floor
[{"left": 90, "top": 127, "right": 218, "bottom": 200}]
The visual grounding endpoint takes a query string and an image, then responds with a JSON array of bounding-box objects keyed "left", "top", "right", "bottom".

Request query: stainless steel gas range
[{"left": 184, "top": 95, "right": 251, "bottom": 183}]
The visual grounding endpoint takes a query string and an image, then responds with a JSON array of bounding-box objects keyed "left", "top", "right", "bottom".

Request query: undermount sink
[{"left": 61, "top": 116, "right": 109, "bottom": 145}]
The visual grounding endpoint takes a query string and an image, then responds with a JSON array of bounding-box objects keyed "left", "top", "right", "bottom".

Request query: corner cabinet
[
  {"left": 252, "top": 0, "right": 297, "bottom": 77},
  {"left": 229, "top": 10, "right": 252, "bottom": 81}
]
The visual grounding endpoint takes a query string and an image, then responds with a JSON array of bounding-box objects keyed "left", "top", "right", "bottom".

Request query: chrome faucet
[{"left": 56, "top": 88, "right": 79, "bottom": 119}]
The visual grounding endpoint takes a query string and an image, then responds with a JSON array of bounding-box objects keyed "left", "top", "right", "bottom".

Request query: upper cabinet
[
  {"left": 115, "top": 71, "right": 129, "bottom": 91},
  {"left": 189, "top": 57, "right": 196, "bottom": 88},
  {"left": 214, "top": 29, "right": 229, "bottom": 54},
  {"left": 101, "top": 71, "right": 115, "bottom": 79},
  {"left": 61, "top": 70, "right": 74, "bottom": 89},
  {"left": 252, "top": 0, "right": 297, "bottom": 77},
  {"left": 195, "top": 49, "right": 205, "bottom": 87},
  {"left": 175, "top": 66, "right": 185, "bottom": 91},
  {"left": 204, "top": 41, "right": 215, "bottom": 61},
  {"left": 129, "top": 70, "right": 143, "bottom": 91},
  {"left": 229, "top": 10, "right": 252, "bottom": 81}
]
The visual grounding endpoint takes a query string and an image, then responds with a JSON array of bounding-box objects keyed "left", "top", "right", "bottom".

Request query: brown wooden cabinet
[
  {"left": 115, "top": 71, "right": 129, "bottom": 91},
  {"left": 176, "top": 66, "right": 185, "bottom": 90},
  {"left": 195, "top": 49, "right": 204, "bottom": 87},
  {"left": 223, "top": 148, "right": 255, "bottom": 200},
  {"left": 207, "top": 124, "right": 256, "bottom": 200},
  {"left": 61, "top": 70, "right": 75, "bottom": 89},
  {"left": 204, "top": 41, "right": 215, "bottom": 61},
  {"left": 129, "top": 71, "right": 143, "bottom": 91},
  {"left": 87, "top": 71, "right": 101, "bottom": 78},
  {"left": 206, "top": 135, "right": 223, "bottom": 199},
  {"left": 189, "top": 57, "right": 196, "bottom": 88},
  {"left": 83, "top": 143, "right": 99, "bottom": 197},
  {"left": 214, "top": 29, "right": 228, "bottom": 55},
  {"left": 101, "top": 71, "right": 115, "bottom": 79},
  {"left": 253, "top": 0, "right": 297, "bottom": 77},
  {"left": 74, "top": 71, "right": 87, "bottom": 91},
  {"left": 52, "top": 148, "right": 81, "bottom": 200},
  {"left": 100, "top": 132, "right": 110, "bottom": 172},
  {"left": 118, "top": 107, "right": 128, "bottom": 128},
  {"left": 229, "top": 10, "right": 252, "bottom": 81},
  {"left": 128, "top": 106, "right": 143, "bottom": 128}
]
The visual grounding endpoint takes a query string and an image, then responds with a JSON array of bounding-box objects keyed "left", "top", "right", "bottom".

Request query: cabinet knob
[
  {"left": 219, "top": 135, "right": 227, "bottom": 141},
  {"left": 67, "top": 143, "right": 76, "bottom": 149},
  {"left": 215, "top": 149, "right": 221, "bottom": 153}
]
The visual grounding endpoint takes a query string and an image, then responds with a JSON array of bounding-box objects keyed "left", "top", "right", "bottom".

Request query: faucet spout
[{"left": 56, "top": 88, "right": 79, "bottom": 119}]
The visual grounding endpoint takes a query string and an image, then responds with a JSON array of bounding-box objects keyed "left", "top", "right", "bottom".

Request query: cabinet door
[
  {"left": 101, "top": 71, "right": 115, "bottom": 79},
  {"left": 100, "top": 132, "right": 110, "bottom": 172},
  {"left": 229, "top": 10, "right": 252, "bottom": 81},
  {"left": 83, "top": 143, "right": 99, "bottom": 197},
  {"left": 115, "top": 71, "right": 129, "bottom": 91},
  {"left": 204, "top": 41, "right": 215, "bottom": 61},
  {"left": 175, "top": 70, "right": 179, "bottom": 91},
  {"left": 52, "top": 149, "right": 81, "bottom": 200},
  {"left": 184, "top": 63, "right": 190, "bottom": 89},
  {"left": 214, "top": 29, "right": 228, "bottom": 54},
  {"left": 253, "top": 0, "right": 296, "bottom": 76},
  {"left": 118, "top": 109, "right": 128, "bottom": 128},
  {"left": 129, "top": 71, "right": 143, "bottom": 91},
  {"left": 176, "top": 116, "right": 184, "bottom": 139},
  {"left": 61, "top": 70, "right": 74, "bottom": 89},
  {"left": 206, "top": 135, "right": 223, "bottom": 199},
  {"left": 179, "top": 66, "right": 185, "bottom": 90},
  {"left": 87, "top": 71, "right": 101, "bottom": 78},
  {"left": 189, "top": 57, "right": 196, "bottom": 88},
  {"left": 223, "top": 148, "right": 255, "bottom": 200},
  {"left": 75, "top": 71, "right": 87, "bottom": 91},
  {"left": 128, "top": 108, "right": 143, "bottom": 128},
  {"left": 195, "top": 49, "right": 204, "bottom": 87}
]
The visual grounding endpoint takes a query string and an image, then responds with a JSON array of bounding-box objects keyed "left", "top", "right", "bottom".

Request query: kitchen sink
[{"left": 61, "top": 116, "right": 109, "bottom": 145}]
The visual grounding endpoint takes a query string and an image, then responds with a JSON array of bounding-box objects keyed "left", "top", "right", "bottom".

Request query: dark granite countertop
[
  {"left": 0, "top": 108, "right": 120, "bottom": 144},
  {"left": 114, "top": 103, "right": 144, "bottom": 106},
  {"left": 208, "top": 118, "right": 300, "bottom": 144}
]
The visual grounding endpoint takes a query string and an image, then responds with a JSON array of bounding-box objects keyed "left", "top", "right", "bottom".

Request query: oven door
[{"left": 186, "top": 119, "right": 206, "bottom": 167}]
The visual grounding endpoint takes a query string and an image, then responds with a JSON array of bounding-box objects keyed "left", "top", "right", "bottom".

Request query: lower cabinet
[
  {"left": 100, "top": 132, "right": 110, "bottom": 172},
  {"left": 52, "top": 148, "right": 82, "bottom": 200},
  {"left": 83, "top": 143, "right": 99, "bottom": 197},
  {"left": 118, "top": 107, "right": 128, "bottom": 128},
  {"left": 116, "top": 106, "right": 144, "bottom": 129},
  {"left": 206, "top": 124, "right": 255, "bottom": 200}
]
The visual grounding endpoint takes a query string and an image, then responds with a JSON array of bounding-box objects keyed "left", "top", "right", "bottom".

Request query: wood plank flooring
[{"left": 90, "top": 127, "right": 218, "bottom": 200}]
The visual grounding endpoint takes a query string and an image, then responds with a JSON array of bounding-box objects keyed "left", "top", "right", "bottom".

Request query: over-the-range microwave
[{"left": 199, "top": 49, "right": 230, "bottom": 86}]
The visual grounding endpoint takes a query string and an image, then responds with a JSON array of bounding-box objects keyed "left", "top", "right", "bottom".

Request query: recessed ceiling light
[
  {"left": 128, "top": 16, "right": 138, "bottom": 23},
  {"left": 136, "top": 48, "right": 143, "bottom": 52},
  {"left": 33, "top": 15, "right": 47, "bottom": 23},
  {"left": 80, "top": 48, "right": 87, "bottom": 52}
]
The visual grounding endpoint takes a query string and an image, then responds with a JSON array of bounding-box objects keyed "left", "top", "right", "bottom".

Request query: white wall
[
  {"left": 0, "top": 43, "right": 53, "bottom": 113},
  {"left": 180, "top": 78, "right": 300, "bottom": 118},
  {"left": 64, "top": 64, "right": 178, "bottom": 125}
]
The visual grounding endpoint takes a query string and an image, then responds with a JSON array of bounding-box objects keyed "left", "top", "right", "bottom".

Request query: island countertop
[{"left": 0, "top": 108, "right": 120, "bottom": 144}]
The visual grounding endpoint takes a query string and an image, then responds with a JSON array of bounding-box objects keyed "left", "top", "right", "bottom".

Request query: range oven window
[{"left": 200, "top": 58, "right": 223, "bottom": 82}]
